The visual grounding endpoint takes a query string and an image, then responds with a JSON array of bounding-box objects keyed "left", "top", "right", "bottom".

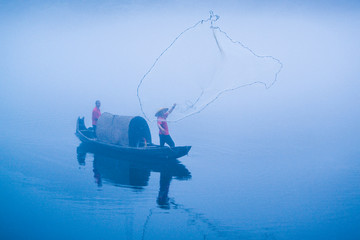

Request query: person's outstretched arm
[{"left": 168, "top": 103, "right": 176, "bottom": 115}]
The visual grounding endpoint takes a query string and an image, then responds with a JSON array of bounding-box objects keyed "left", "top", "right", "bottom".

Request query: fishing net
[{"left": 137, "top": 11, "right": 283, "bottom": 122}]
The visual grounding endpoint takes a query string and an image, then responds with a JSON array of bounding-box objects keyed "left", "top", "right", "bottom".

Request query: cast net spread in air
[{"left": 137, "top": 11, "right": 283, "bottom": 122}]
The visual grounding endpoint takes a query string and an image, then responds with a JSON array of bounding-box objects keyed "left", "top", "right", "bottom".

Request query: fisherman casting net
[{"left": 137, "top": 11, "right": 283, "bottom": 122}]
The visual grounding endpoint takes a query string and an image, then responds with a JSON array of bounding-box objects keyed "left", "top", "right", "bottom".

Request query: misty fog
[
  {"left": 0, "top": 1, "right": 359, "bottom": 239},
  {"left": 1, "top": 1, "right": 359, "bottom": 147}
]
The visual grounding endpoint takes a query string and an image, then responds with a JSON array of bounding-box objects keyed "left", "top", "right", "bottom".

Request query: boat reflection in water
[
  {"left": 76, "top": 143, "right": 191, "bottom": 208},
  {"left": 77, "top": 144, "right": 238, "bottom": 238}
]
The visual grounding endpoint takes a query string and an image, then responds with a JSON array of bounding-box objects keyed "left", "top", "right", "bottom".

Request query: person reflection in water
[
  {"left": 92, "top": 100, "right": 101, "bottom": 136},
  {"left": 155, "top": 104, "right": 176, "bottom": 147},
  {"left": 157, "top": 172, "right": 172, "bottom": 209},
  {"left": 93, "top": 168, "right": 102, "bottom": 187}
]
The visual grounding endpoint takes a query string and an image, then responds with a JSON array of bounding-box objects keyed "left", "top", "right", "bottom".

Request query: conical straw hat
[{"left": 155, "top": 108, "right": 168, "bottom": 117}]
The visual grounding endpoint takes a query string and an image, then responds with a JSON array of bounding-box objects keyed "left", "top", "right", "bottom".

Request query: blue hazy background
[{"left": 1, "top": 1, "right": 360, "bottom": 239}]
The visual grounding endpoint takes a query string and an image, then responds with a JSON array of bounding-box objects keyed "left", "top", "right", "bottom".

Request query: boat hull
[{"left": 75, "top": 117, "right": 191, "bottom": 159}]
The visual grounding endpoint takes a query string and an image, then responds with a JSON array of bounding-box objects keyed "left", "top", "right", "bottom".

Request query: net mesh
[{"left": 137, "top": 11, "right": 283, "bottom": 122}]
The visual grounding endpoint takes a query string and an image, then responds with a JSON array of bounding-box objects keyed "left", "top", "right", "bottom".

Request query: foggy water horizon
[{"left": 1, "top": 1, "right": 360, "bottom": 239}]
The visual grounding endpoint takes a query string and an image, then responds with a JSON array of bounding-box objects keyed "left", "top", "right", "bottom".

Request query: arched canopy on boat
[
  {"left": 128, "top": 116, "right": 152, "bottom": 147},
  {"left": 96, "top": 113, "right": 151, "bottom": 147}
]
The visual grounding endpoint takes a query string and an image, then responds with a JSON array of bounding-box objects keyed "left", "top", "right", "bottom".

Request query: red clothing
[
  {"left": 157, "top": 112, "right": 169, "bottom": 135},
  {"left": 92, "top": 107, "right": 101, "bottom": 125}
]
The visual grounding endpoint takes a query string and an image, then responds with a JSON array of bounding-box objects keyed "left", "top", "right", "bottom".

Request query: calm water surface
[
  {"left": 0, "top": 104, "right": 359, "bottom": 240},
  {"left": 1, "top": 2, "right": 360, "bottom": 239}
]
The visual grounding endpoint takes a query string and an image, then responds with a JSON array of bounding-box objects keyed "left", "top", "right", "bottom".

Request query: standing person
[
  {"left": 92, "top": 100, "right": 101, "bottom": 134},
  {"left": 155, "top": 104, "right": 176, "bottom": 148}
]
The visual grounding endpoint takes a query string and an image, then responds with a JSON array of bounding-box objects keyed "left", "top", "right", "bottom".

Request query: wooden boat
[{"left": 75, "top": 114, "right": 191, "bottom": 159}]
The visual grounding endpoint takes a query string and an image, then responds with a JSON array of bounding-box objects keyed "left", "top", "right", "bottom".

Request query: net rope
[
  {"left": 141, "top": 198, "right": 244, "bottom": 240},
  {"left": 137, "top": 11, "right": 283, "bottom": 122}
]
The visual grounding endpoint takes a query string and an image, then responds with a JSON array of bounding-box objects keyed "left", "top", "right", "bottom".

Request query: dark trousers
[
  {"left": 92, "top": 125, "right": 97, "bottom": 137},
  {"left": 159, "top": 134, "right": 175, "bottom": 147}
]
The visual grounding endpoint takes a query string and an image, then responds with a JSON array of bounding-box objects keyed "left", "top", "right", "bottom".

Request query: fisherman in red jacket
[
  {"left": 92, "top": 100, "right": 101, "bottom": 134},
  {"left": 155, "top": 104, "right": 176, "bottom": 147}
]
